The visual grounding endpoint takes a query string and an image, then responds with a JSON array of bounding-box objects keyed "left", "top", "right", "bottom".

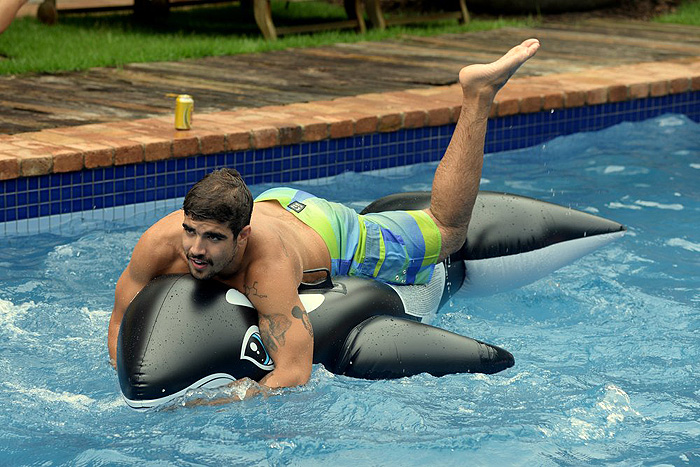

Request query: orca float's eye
[{"left": 240, "top": 326, "right": 274, "bottom": 370}]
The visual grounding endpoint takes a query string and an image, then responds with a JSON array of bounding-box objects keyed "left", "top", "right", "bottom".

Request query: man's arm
[
  {"left": 184, "top": 259, "right": 314, "bottom": 407},
  {"left": 108, "top": 261, "right": 152, "bottom": 366},
  {"left": 108, "top": 221, "right": 180, "bottom": 366},
  {"left": 244, "top": 260, "right": 314, "bottom": 390}
]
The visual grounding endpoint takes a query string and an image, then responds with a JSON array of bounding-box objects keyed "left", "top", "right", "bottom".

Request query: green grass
[
  {"left": 0, "top": 2, "right": 536, "bottom": 75},
  {"left": 655, "top": 0, "right": 700, "bottom": 25}
]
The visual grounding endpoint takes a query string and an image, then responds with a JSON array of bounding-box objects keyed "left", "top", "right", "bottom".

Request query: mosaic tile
[{"left": 1, "top": 91, "right": 699, "bottom": 235}]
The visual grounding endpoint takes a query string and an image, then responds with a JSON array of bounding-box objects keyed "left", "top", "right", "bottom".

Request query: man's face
[{"left": 182, "top": 215, "right": 237, "bottom": 280}]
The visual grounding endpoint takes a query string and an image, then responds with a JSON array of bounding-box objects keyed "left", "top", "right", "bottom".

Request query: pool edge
[{"left": 1, "top": 58, "right": 700, "bottom": 235}]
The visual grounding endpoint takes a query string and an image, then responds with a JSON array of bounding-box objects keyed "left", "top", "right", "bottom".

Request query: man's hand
[{"left": 183, "top": 378, "right": 278, "bottom": 407}]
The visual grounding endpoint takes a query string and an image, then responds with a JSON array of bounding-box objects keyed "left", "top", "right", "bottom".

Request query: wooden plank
[
  {"left": 55, "top": 0, "right": 236, "bottom": 13},
  {"left": 579, "top": 18, "right": 700, "bottom": 38},
  {"left": 530, "top": 26, "right": 700, "bottom": 54}
]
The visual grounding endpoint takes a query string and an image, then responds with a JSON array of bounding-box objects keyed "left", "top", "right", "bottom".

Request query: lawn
[
  {"left": 655, "top": 0, "right": 700, "bottom": 25},
  {"left": 0, "top": 1, "right": 535, "bottom": 75},
  {"left": 1, "top": 0, "right": 698, "bottom": 76}
]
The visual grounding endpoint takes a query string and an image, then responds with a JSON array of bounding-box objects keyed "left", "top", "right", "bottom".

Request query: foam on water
[
  {"left": 666, "top": 238, "right": 700, "bottom": 252},
  {"left": 0, "top": 115, "right": 699, "bottom": 466}
]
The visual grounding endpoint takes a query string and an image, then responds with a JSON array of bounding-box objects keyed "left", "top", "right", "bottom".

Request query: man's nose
[{"left": 189, "top": 236, "right": 206, "bottom": 256}]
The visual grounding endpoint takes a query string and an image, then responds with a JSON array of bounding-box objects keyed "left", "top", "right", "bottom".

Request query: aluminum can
[{"left": 174, "top": 94, "right": 194, "bottom": 130}]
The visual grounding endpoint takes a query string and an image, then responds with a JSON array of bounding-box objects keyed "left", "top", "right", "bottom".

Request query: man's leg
[
  {"left": 427, "top": 39, "right": 540, "bottom": 260},
  {"left": 0, "top": 0, "right": 28, "bottom": 33}
]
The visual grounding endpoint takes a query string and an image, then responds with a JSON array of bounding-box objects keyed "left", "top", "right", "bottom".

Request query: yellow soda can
[{"left": 173, "top": 94, "right": 194, "bottom": 130}]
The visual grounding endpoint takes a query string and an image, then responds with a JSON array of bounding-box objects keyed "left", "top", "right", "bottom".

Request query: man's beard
[
  {"left": 187, "top": 243, "right": 238, "bottom": 280},
  {"left": 188, "top": 255, "right": 217, "bottom": 280}
]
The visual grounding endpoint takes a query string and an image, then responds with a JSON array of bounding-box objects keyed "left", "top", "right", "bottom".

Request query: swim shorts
[{"left": 254, "top": 187, "right": 442, "bottom": 285}]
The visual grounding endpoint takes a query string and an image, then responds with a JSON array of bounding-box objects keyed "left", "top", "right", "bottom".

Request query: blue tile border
[{"left": 2, "top": 91, "right": 699, "bottom": 235}]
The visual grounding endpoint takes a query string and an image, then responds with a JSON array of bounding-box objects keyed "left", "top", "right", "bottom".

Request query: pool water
[{"left": 1, "top": 114, "right": 698, "bottom": 466}]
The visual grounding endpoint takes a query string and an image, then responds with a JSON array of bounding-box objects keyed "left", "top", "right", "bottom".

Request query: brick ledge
[{"left": 1, "top": 57, "right": 700, "bottom": 180}]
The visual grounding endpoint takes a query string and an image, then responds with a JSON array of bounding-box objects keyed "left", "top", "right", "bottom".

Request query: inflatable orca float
[{"left": 117, "top": 191, "right": 626, "bottom": 410}]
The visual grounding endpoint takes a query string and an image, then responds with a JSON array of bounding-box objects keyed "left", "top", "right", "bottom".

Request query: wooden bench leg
[
  {"left": 37, "top": 0, "right": 58, "bottom": 25},
  {"left": 458, "top": 0, "right": 470, "bottom": 24},
  {"left": 365, "top": 0, "right": 385, "bottom": 30},
  {"left": 253, "top": 0, "right": 276, "bottom": 40},
  {"left": 343, "top": 0, "right": 366, "bottom": 34}
]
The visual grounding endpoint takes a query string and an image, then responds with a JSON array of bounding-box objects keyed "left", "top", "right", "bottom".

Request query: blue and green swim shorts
[{"left": 254, "top": 187, "right": 442, "bottom": 285}]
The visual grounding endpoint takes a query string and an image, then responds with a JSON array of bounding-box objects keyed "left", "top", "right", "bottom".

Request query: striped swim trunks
[{"left": 254, "top": 187, "right": 442, "bottom": 285}]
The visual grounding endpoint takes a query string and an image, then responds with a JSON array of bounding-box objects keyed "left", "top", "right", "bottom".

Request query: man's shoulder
[
  {"left": 133, "top": 211, "right": 185, "bottom": 266},
  {"left": 245, "top": 235, "right": 302, "bottom": 286},
  {"left": 142, "top": 210, "right": 183, "bottom": 241}
]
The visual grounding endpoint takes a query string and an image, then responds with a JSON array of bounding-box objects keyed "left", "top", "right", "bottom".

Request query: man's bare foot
[{"left": 459, "top": 38, "right": 540, "bottom": 102}]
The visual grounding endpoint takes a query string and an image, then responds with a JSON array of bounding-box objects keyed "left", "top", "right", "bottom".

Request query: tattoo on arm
[
  {"left": 291, "top": 306, "right": 314, "bottom": 338},
  {"left": 259, "top": 307, "right": 314, "bottom": 353},
  {"left": 259, "top": 313, "right": 291, "bottom": 353},
  {"left": 244, "top": 281, "right": 268, "bottom": 299}
]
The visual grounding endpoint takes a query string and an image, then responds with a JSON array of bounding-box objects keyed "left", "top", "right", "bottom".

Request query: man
[{"left": 108, "top": 39, "right": 540, "bottom": 397}]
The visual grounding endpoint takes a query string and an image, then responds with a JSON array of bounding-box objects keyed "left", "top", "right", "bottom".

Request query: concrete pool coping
[{"left": 1, "top": 56, "right": 700, "bottom": 181}]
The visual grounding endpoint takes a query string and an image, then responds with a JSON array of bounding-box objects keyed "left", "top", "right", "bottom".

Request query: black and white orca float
[{"left": 117, "top": 191, "right": 626, "bottom": 410}]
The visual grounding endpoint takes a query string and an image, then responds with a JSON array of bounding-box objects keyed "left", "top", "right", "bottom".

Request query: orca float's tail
[{"left": 362, "top": 191, "right": 626, "bottom": 296}]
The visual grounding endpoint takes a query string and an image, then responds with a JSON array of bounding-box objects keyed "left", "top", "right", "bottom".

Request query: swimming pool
[{"left": 1, "top": 114, "right": 698, "bottom": 465}]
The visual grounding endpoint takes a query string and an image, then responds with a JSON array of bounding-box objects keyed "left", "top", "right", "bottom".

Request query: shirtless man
[{"left": 108, "top": 39, "right": 540, "bottom": 395}]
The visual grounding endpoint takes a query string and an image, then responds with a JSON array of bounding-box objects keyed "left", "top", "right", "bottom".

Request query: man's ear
[{"left": 237, "top": 225, "right": 252, "bottom": 243}]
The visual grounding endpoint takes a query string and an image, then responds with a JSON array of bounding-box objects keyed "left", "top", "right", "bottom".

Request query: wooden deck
[{"left": 2, "top": 18, "right": 700, "bottom": 135}]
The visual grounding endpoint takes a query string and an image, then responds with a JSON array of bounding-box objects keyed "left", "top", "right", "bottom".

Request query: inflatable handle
[{"left": 299, "top": 268, "right": 334, "bottom": 291}]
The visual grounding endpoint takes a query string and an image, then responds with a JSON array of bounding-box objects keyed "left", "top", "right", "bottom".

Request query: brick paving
[{"left": 1, "top": 11, "right": 700, "bottom": 180}]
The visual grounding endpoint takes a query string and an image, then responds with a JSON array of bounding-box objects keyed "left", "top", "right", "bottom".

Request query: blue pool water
[{"left": 1, "top": 114, "right": 698, "bottom": 466}]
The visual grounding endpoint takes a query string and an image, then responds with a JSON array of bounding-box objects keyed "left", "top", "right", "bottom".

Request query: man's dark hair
[{"left": 183, "top": 168, "right": 253, "bottom": 237}]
